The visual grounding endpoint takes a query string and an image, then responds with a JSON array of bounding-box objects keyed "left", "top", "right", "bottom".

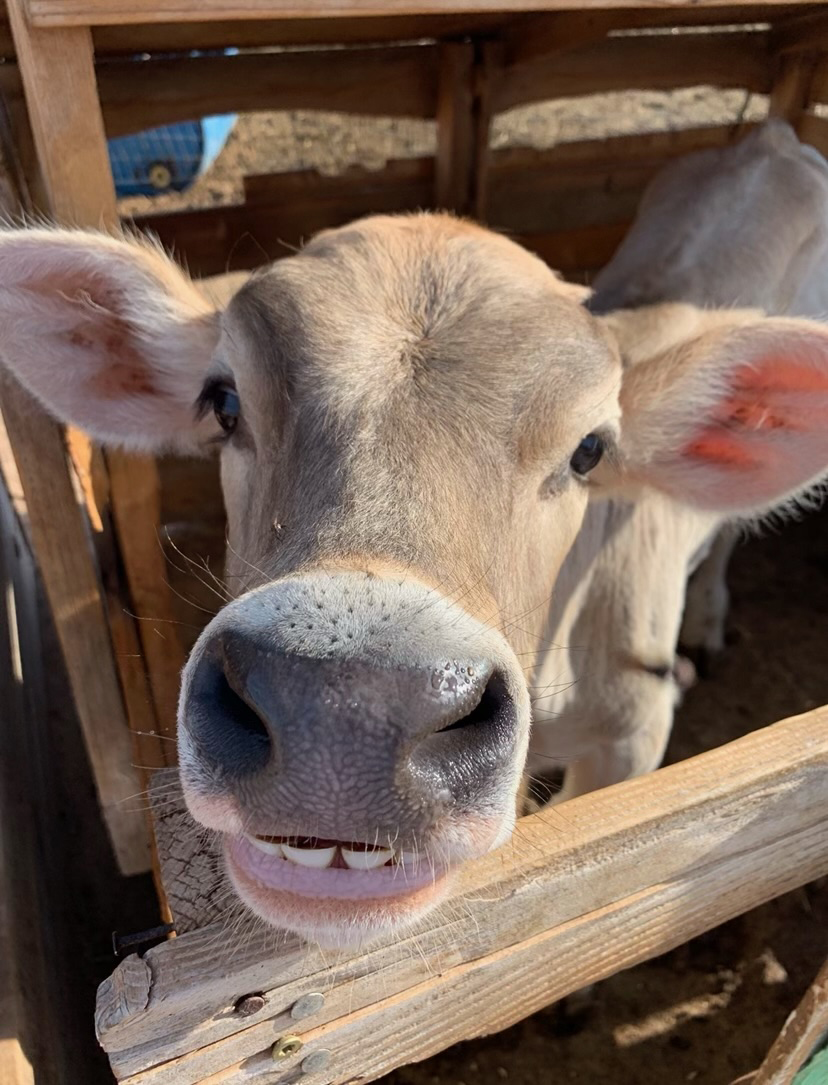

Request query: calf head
[{"left": 3, "top": 215, "right": 828, "bottom": 947}]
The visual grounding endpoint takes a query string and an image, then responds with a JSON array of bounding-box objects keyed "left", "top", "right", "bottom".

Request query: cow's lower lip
[{"left": 226, "top": 833, "right": 449, "bottom": 902}]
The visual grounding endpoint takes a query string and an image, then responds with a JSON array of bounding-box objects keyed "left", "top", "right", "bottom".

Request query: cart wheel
[{"left": 147, "top": 162, "right": 173, "bottom": 191}]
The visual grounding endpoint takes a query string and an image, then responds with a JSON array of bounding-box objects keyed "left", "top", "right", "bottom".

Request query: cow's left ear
[
  {"left": 0, "top": 228, "right": 220, "bottom": 453},
  {"left": 609, "top": 315, "right": 828, "bottom": 514}
]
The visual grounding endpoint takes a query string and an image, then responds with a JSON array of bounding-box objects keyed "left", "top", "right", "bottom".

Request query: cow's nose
[
  {"left": 178, "top": 573, "right": 524, "bottom": 837},
  {"left": 184, "top": 626, "right": 514, "bottom": 787}
]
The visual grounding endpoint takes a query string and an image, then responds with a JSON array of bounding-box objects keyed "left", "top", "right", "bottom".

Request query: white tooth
[
  {"left": 282, "top": 843, "right": 337, "bottom": 869},
  {"left": 246, "top": 834, "right": 284, "bottom": 857},
  {"left": 342, "top": 846, "right": 395, "bottom": 871}
]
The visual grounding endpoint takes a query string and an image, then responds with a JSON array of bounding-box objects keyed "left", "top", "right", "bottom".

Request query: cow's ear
[
  {"left": 612, "top": 315, "right": 828, "bottom": 515},
  {"left": 0, "top": 228, "right": 220, "bottom": 453}
]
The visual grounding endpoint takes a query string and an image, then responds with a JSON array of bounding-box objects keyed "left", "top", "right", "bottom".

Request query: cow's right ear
[
  {"left": 0, "top": 228, "right": 220, "bottom": 453},
  {"left": 605, "top": 311, "right": 828, "bottom": 516}
]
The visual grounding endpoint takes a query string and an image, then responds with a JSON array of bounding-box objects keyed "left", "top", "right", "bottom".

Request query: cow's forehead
[{"left": 222, "top": 214, "right": 616, "bottom": 409}]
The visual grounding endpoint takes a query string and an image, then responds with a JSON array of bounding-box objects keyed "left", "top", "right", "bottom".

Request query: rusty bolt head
[
  {"left": 234, "top": 993, "right": 266, "bottom": 1017},
  {"left": 272, "top": 1035, "right": 303, "bottom": 1060},
  {"left": 291, "top": 991, "right": 325, "bottom": 1020}
]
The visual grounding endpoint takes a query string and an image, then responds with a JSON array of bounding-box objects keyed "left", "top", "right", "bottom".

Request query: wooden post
[
  {"left": 435, "top": 40, "right": 495, "bottom": 220},
  {"left": 0, "top": 93, "right": 151, "bottom": 872},
  {"left": 6, "top": 0, "right": 185, "bottom": 756},
  {"left": 2, "top": 0, "right": 187, "bottom": 872},
  {"left": 769, "top": 52, "right": 820, "bottom": 129}
]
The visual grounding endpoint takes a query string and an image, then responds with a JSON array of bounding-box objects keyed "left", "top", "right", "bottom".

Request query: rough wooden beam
[
  {"left": 772, "top": 8, "right": 828, "bottom": 53},
  {"left": 751, "top": 957, "right": 828, "bottom": 1085},
  {"left": 501, "top": 9, "right": 621, "bottom": 67},
  {"left": 94, "top": 45, "right": 439, "bottom": 138},
  {"left": 0, "top": 29, "right": 774, "bottom": 140},
  {"left": 129, "top": 124, "right": 742, "bottom": 282},
  {"left": 435, "top": 41, "right": 476, "bottom": 214},
  {"left": 769, "top": 51, "right": 820, "bottom": 123},
  {"left": 497, "top": 28, "right": 773, "bottom": 111},
  {"left": 0, "top": 478, "right": 46, "bottom": 1085},
  {"left": 24, "top": 0, "right": 828, "bottom": 30},
  {"left": 96, "top": 706, "right": 828, "bottom": 1084},
  {"left": 799, "top": 110, "right": 828, "bottom": 153},
  {"left": 7, "top": 0, "right": 184, "bottom": 768}
]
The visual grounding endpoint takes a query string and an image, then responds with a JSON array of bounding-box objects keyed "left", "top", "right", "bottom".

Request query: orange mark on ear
[
  {"left": 683, "top": 429, "right": 760, "bottom": 469},
  {"left": 715, "top": 397, "right": 794, "bottom": 432},
  {"left": 734, "top": 358, "right": 828, "bottom": 393}
]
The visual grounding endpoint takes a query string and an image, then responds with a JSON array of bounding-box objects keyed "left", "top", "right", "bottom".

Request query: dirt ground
[{"left": 76, "top": 91, "right": 825, "bottom": 1085}]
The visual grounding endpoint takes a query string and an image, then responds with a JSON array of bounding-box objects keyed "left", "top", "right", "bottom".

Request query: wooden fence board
[
  {"left": 24, "top": 0, "right": 828, "bottom": 30},
  {"left": 95, "top": 706, "right": 828, "bottom": 1083}
]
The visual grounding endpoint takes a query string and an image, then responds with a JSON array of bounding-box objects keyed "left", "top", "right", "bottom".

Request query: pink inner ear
[
  {"left": 683, "top": 356, "right": 828, "bottom": 469},
  {"left": 732, "top": 356, "right": 828, "bottom": 394},
  {"left": 684, "top": 430, "right": 762, "bottom": 468}
]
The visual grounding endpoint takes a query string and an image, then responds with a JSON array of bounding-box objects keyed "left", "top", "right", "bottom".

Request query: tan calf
[{"left": 1, "top": 208, "right": 827, "bottom": 947}]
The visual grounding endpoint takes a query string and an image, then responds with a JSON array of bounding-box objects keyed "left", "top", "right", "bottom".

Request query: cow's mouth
[
  {"left": 227, "top": 831, "right": 449, "bottom": 901},
  {"left": 225, "top": 831, "right": 453, "bottom": 945}
]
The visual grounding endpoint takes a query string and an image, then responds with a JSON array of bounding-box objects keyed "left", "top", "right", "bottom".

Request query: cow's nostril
[
  {"left": 186, "top": 648, "right": 272, "bottom": 778},
  {"left": 215, "top": 672, "right": 271, "bottom": 747},
  {"left": 437, "top": 673, "right": 508, "bottom": 734}
]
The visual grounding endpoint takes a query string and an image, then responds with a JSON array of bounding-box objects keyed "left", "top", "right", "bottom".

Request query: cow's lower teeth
[
  {"left": 342, "top": 846, "right": 395, "bottom": 870},
  {"left": 282, "top": 843, "right": 337, "bottom": 868}
]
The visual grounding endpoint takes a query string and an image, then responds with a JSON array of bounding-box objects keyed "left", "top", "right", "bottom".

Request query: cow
[
  {"left": 1, "top": 206, "right": 827, "bottom": 948},
  {"left": 528, "top": 119, "right": 828, "bottom": 799}
]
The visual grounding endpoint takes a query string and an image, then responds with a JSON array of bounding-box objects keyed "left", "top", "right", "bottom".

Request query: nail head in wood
[
  {"left": 234, "top": 993, "right": 266, "bottom": 1017},
  {"left": 302, "top": 1049, "right": 333, "bottom": 1074},
  {"left": 291, "top": 991, "right": 325, "bottom": 1020},
  {"left": 272, "top": 1035, "right": 303, "bottom": 1060}
]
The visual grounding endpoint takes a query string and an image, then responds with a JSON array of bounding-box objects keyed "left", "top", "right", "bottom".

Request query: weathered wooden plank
[
  {"left": 501, "top": 9, "right": 622, "bottom": 66},
  {"left": 3, "top": 0, "right": 162, "bottom": 870},
  {"left": 129, "top": 124, "right": 745, "bottom": 282},
  {"left": 497, "top": 29, "right": 773, "bottom": 112},
  {"left": 772, "top": 7, "right": 828, "bottom": 53},
  {"left": 768, "top": 52, "right": 820, "bottom": 123},
  {"left": 24, "top": 0, "right": 828, "bottom": 30},
  {"left": 0, "top": 477, "right": 43, "bottom": 1085},
  {"left": 0, "top": 28, "right": 774, "bottom": 141},
  {"left": 94, "top": 45, "right": 439, "bottom": 138},
  {"left": 0, "top": 5, "right": 811, "bottom": 57},
  {"left": 751, "top": 957, "right": 828, "bottom": 1085},
  {"left": 96, "top": 706, "right": 828, "bottom": 1083},
  {"left": 0, "top": 469, "right": 80, "bottom": 1085},
  {"left": 435, "top": 41, "right": 477, "bottom": 214},
  {"left": 797, "top": 111, "right": 828, "bottom": 153},
  {"left": 8, "top": 0, "right": 184, "bottom": 768}
]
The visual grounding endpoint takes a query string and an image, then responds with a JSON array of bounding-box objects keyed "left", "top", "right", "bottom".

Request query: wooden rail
[
  {"left": 95, "top": 706, "right": 828, "bottom": 1084},
  {"left": 23, "top": 0, "right": 828, "bottom": 30}
]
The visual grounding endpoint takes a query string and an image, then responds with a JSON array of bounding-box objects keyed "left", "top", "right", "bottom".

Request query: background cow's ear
[
  {"left": 0, "top": 228, "right": 221, "bottom": 453},
  {"left": 611, "top": 315, "right": 828, "bottom": 515}
]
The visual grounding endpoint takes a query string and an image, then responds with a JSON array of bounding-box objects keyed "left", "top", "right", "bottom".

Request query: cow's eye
[
  {"left": 570, "top": 433, "right": 604, "bottom": 476},
  {"left": 212, "top": 383, "right": 240, "bottom": 434}
]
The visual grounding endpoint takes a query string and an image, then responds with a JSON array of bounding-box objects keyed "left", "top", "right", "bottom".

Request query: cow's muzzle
[{"left": 177, "top": 570, "right": 529, "bottom": 946}]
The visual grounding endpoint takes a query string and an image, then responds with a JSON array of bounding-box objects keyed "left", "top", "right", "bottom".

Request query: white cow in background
[{"left": 529, "top": 119, "right": 828, "bottom": 800}]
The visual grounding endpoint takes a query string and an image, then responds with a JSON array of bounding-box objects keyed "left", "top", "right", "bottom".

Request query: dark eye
[
  {"left": 570, "top": 433, "right": 605, "bottom": 476},
  {"left": 212, "top": 383, "right": 240, "bottom": 435}
]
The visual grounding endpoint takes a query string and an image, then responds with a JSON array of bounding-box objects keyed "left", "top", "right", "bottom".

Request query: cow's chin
[{"left": 221, "top": 816, "right": 511, "bottom": 950}]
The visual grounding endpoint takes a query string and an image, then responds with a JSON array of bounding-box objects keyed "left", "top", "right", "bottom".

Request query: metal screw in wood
[
  {"left": 272, "top": 1035, "right": 303, "bottom": 1060},
  {"left": 291, "top": 992, "right": 325, "bottom": 1019},
  {"left": 301, "top": 1049, "right": 333, "bottom": 1074},
  {"left": 234, "top": 993, "right": 266, "bottom": 1017}
]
